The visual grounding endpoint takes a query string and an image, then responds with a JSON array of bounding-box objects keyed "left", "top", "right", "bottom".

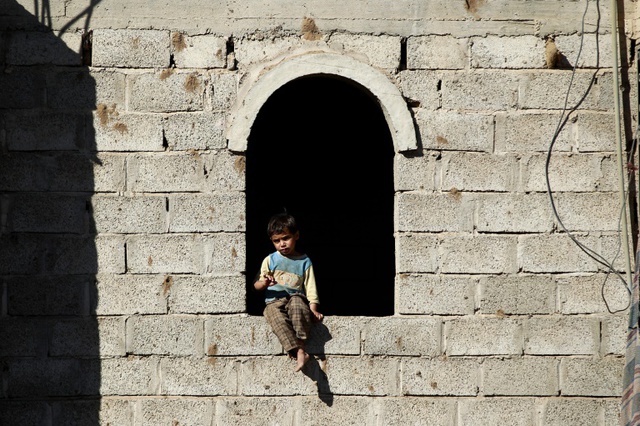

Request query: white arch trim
[{"left": 226, "top": 51, "right": 418, "bottom": 153}]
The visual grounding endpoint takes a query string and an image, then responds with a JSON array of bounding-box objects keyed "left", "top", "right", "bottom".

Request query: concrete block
[
  {"left": 0, "top": 152, "right": 124, "bottom": 192},
  {"left": 0, "top": 318, "right": 41, "bottom": 356},
  {"left": 542, "top": 398, "right": 607, "bottom": 426},
  {"left": 92, "top": 29, "right": 170, "bottom": 68},
  {"left": 0, "top": 67, "right": 45, "bottom": 109},
  {"left": 518, "top": 70, "right": 613, "bottom": 111},
  {"left": 522, "top": 153, "right": 612, "bottom": 193},
  {"left": 396, "top": 191, "right": 474, "bottom": 232},
  {"left": 208, "top": 71, "right": 237, "bottom": 112},
  {"left": 101, "top": 357, "right": 161, "bottom": 396},
  {"left": 471, "top": 35, "right": 546, "bottom": 69},
  {"left": 168, "top": 275, "right": 245, "bottom": 314},
  {"left": 52, "top": 399, "right": 134, "bottom": 426},
  {"left": 6, "top": 235, "right": 124, "bottom": 274},
  {"left": 234, "top": 37, "right": 301, "bottom": 65},
  {"left": 560, "top": 357, "right": 624, "bottom": 396},
  {"left": 127, "top": 235, "right": 204, "bottom": 274},
  {"left": 96, "top": 235, "right": 127, "bottom": 273},
  {"left": 320, "top": 356, "right": 400, "bottom": 396},
  {"left": 445, "top": 317, "right": 523, "bottom": 356},
  {"left": 494, "top": 111, "right": 572, "bottom": 153},
  {"left": 601, "top": 314, "right": 627, "bottom": 356},
  {"left": 440, "top": 235, "right": 518, "bottom": 274},
  {"left": 169, "top": 193, "right": 245, "bottom": 232},
  {"left": 329, "top": 33, "right": 401, "bottom": 69},
  {"left": 91, "top": 195, "right": 167, "bottom": 234},
  {"left": 94, "top": 153, "right": 127, "bottom": 192},
  {"left": 483, "top": 357, "right": 558, "bottom": 396},
  {"left": 164, "top": 112, "right": 226, "bottom": 151},
  {"left": 161, "top": 356, "right": 237, "bottom": 396},
  {"left": 5, "top": 111, "right": 87, "bottom": 151},
  {"left": 203, "top": 233, "right": 245, "bottom": 274},
  {"left": 573, "top": 112, "right": 617, "bottom": 152},
  {"left": 93, "top": 70, "right": 128, "bottom": 109},
  {"left": 7, "top": 358, "right": 93, "bottom": 397},
  {"left": 558, "top": 273, "right": 630, "bottom": 314},
  {"left": 394, "top": 151, "right": 439, "bottom": 191},
  {"left": 604, "top": 398, "right": 622, "bottom": 426},
  {"left": 377, "top": 397, "right": 456, "bottom": 426},
  {"left": 518, "top": 234, "right": 601, "bottom": 273},
  {"left": 300, "top": 397, "right": 379, "bottom": 425},
  {"left": 524, "top": 316, "right": 599, "bottom": 355},
  {"left": 0, "top": 235, "right": 40, "bottom": 274},
  {"left": 128, "top": 71, "right": 205, "bottom": 112},
  {"left": 136, "top": 398, "right": 214, "bottom": 426},
  {"left": 172, "top": 32, "right": 227, "bottom": 68},
  {"left": 127, "top": 315, "right": 203, "bottom": 355},
  {"left": 45, "top": 69, "right": 103, "bottom": 110},
  {"left": 306, "top": 317, "right": 365, "bottom": 355},
  {"left": 205, "top": 315, "right": 281, "bottom": 356},
  {"left": 6, "top": 275, "right": 89, "bottom": 316},
  {"left": 363, "top": 317, "right": 440, "bottom": 356},
  {"left": 440, "top": 70, "right": 519, "bottom": 110},
  {"left": 94, "top": 111, "right": 164, "bottom": 152},
  {"left": 3, "top": 193, "right": 87, "bottom": 233},
  {"left": 441, "top": 152, "right": 517, "bottom": 192},
  {"left": 554, "top": 192, "right": 621, "bottom": 232},
  {"left": 459, "top": 397, "right": 537, "bottom": 426},
  {"left": 396, "top": 274, "right": 476, "bottom": 315},
  {"left": 93, "top": 273, "right": 167, "bottom": 315},
  {"left": 555, "top": 34, "right": 614, "bottom": 70},
  {"left": 6, "top": 30, "right": 82, "bottom": 66},
  {"left": 239, "top": 356, "right": 317, "bottom": 396},
  {"left": 479, "top": 274, "right": 556, "bottom": 315},
  {"left": 397, "top": 70, "right": 441, "bottom": 107},
  {"left": 127, "top": 153, "right": 205, "bottom": 192},
  {"left": 476, "top": 193, "right": 554, "bottom": 233},
  {"left": 215, "top": 397, "right": 297, "bottom": 426},
  {"left": 0, "top": 401, "right": 49, "bottom": 426},
  {"left": 396, "top": 234, "right": 439, "bottom": 273},
  {"left": 204, "top": 151, "right": 246, "bottom": 192},
  {"left": 402, "top": 357, "right": 479, "bottom": 396},
  {"left": 414, "top": 110, "right": 493, "bottom": 152},
  {"left": 407, "top": 35, "right": 468, "bottom": 70},
  {"left": 50, "top": 317, "right": 125, "bottom": 357}
]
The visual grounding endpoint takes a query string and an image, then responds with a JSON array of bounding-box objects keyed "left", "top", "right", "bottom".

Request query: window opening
[{"left": 246, "top": 75, "right": 395, "bottom": 316}]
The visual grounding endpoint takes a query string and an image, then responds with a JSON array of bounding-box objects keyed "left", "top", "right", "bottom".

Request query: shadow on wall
[{"left": 1, "top": 1, "right": 101, "bottom": 424}]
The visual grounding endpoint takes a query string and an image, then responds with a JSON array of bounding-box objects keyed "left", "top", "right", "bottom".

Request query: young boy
[{"left": 254, "top": 213, "right": 323, "bottom": 372}]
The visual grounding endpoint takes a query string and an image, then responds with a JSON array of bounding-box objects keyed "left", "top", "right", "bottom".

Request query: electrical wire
[{"left": 544, "top": 0, "right": 631, "bottom": 314}]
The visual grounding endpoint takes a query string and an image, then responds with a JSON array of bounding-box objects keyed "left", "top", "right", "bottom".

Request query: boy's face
[{"left": 270, "top": 229, "right": 299, "bottom": 256}]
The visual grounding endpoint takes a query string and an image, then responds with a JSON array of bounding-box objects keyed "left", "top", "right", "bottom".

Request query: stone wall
[{"left": 1, "top": 0, "right": 637, "bottom": 424}]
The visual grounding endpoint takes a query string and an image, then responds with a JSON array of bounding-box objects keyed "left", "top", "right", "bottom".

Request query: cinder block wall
[{"left": 1, "top": 0, "right": 637, "bottom": 424}]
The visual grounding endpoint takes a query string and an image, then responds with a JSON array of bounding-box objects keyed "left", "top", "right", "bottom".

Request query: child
[{"left": 254, "top": 212, "right": 323, "bottom": 372}]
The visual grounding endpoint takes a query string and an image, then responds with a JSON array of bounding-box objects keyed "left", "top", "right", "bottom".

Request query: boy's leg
[
  {"left": 287, "top": 295, "right": 313, "bottom": 342},
  {"left": 287, "top": 295, "right": 313, "bottom": 372},
  {"left": 263, "top": 299, "right": 298, "bottom": 353}
]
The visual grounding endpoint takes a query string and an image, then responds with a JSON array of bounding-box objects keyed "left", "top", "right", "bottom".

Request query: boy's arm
[
  {"left": 254, "top": 273, "right": 275, "bottom": 291},
  {"left": 254, "top": 257, "right": 276, "bottom": 291}
]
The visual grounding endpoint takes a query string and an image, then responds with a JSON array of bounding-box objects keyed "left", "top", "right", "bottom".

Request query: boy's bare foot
[{"left": 294, "top": 350, "right": 310, "bottom": 372}]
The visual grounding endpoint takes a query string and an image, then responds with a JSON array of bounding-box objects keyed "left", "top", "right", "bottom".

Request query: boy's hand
[
  {"left": 310, "top": 303, "right": 323, "bottom": 322},
  {"left": 262, "top": 272, "right": 277, "bottom": 286}
]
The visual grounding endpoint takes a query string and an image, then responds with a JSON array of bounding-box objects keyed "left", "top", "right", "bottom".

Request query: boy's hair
[{"left": 267, "top": 213, "right": 298, "bottom": 237}]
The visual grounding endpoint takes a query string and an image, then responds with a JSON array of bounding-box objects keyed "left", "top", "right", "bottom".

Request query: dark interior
[{"left": 245, "top": 75, "right": 395, "bottom": 316}]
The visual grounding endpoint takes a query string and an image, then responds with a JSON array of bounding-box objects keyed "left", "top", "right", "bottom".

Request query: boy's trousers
[{"left": 263, "top": 294, "right": 313, "bottom": 353}]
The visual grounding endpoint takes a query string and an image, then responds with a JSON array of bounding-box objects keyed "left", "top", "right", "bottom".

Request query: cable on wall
[{"left": 545, "top": 0, "right": 632, "bottom": 314}]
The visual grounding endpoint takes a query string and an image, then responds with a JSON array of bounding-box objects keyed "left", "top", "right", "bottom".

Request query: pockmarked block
[
  {"left": 92, "top": 29, "right": 170, "bottom": 68},
  {"left": 396, "top": 274, "right": 476, "bottom": 315}
]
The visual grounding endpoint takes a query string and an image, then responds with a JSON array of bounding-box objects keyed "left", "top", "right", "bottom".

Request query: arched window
[{"left": 245, "top": 75, "right": 395, "bottom": 316}]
